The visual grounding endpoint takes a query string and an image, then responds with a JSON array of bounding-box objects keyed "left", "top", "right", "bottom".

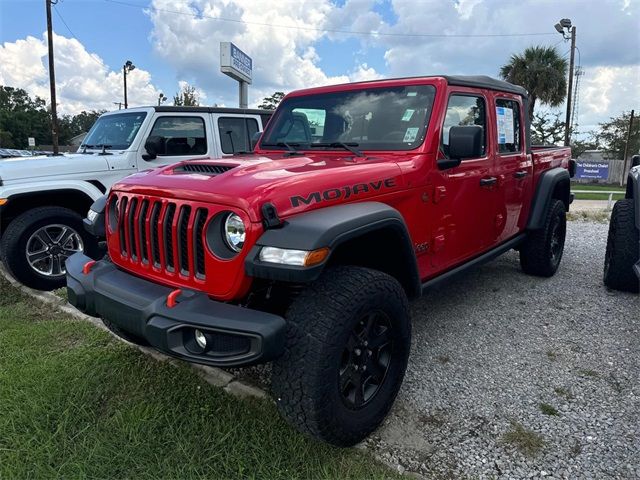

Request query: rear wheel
[
  {"left": 271, "top": 266, "right": 411, "bottom": 446},
  {"left": 603, "top": 199, "right": 639, "bottom": 293},
  {"left": 1, "top": 207, "right": 98, "bottom": 290},
  {"left": 520, "top": 199, "right": 567, "bottom": 277}
]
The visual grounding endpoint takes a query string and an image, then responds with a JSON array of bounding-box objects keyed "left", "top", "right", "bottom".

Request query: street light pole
[
  {"left": 45, "top": 0, "right": 59, "bottom": 155},
  {"left": 122, "top": 60, "right": 135, "bottom": 109},
  {"left": 123, "top": 65, "right": 128, "bottom": 109},
  {"left": 564, "top": 26, "right": 576, "bottom": 147}
]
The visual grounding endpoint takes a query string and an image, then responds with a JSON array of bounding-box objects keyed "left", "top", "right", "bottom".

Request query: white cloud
[
  {"left": 0, "top": 32, "right": 162, "bottom": 115},
  {"left": 579, "top": 65, "right": 640, "bottom": 131},
  {"left": 147, "top": 0, "right": 381, "bottom": 107}
]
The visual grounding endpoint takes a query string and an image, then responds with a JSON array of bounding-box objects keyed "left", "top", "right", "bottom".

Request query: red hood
[{"left": 113, "top": 153, "right": 406, "bottom": 222}]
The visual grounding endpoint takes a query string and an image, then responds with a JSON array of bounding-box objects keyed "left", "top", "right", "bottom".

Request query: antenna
[{"left": 571, "top": 66, "right": 584, "bottom": 134}]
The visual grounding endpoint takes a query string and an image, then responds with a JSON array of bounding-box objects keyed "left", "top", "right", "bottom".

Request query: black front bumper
[{"left": 66, "top": 253, "right": 286, "bottom": 367}]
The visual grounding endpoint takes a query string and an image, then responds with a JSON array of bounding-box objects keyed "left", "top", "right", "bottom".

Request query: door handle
[
  {"left": 480, "top": 177, "right": 497, "bottom": 187},
  {"left": 514, "top": 171, "right": 528, "bottom": 179}
]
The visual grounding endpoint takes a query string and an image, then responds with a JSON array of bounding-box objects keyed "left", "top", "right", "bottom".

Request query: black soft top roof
[
  {"left": 443, "top": 75, "right": 528, "bottom": 97},
  {"left": 154, "top": 106, "right": 272, "bottom": 115}
]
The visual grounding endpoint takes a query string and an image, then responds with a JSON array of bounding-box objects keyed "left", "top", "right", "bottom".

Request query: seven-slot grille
[{"left": 115, "top": 195, "right": 208, "bottom": 279}]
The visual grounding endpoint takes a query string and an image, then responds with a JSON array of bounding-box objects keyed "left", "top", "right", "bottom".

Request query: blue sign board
[
  {"left": 220, "top": 42, "right": 252, "bottom": 84},
  {"left": 575, "top": 161, "right": 609, "bottom": 180}
]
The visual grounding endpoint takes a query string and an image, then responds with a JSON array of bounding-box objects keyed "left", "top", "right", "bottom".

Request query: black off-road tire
[
  {"left": 271, "top": 266, "right": 411, "bottom": 447},
  {"left": 603, "top": 199, "right": 639, "bottom": 293},
  {"left": 520, "top": 199, "right": 567, "bottom": 277},
  {"left": 102, "top": 319, "right": 149, "bottom": 346},
  {"left": 0, "top": 206, "right": 99, "bottom": 291}
]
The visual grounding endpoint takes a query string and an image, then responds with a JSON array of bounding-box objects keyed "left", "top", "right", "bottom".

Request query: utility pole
[
  {"left": 564, "top": 26, "right": 576, "bottom": 147},
  {"left": 621, "top": 109, "right": 635, "bottom": 187},
  {"left": 45, "top": 0, "right": 59, "bottom": 155}
]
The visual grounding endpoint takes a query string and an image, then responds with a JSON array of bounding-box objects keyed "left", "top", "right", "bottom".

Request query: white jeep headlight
[
  {"left": 224, "top": 213, "right": 246, "bottom": 252},
  {"left": 87, "top": 209, "right": 99, "bottom": 223}
]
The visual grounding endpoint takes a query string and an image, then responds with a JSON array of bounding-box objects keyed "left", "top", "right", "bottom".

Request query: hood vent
[{"left": 175, "top": 163, "right": 235, "bottom": 175}]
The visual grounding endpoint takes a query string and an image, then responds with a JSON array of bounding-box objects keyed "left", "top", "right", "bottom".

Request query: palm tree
[{"left": 500, "top": 46, "right": 568, "bottom": 120}]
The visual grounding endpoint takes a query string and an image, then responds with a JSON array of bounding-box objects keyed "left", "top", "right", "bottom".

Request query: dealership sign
[
  {"left": 575, "top": 161, "right": 609, "bottom": 180},
  {"left": 220, "top": 42, "right": 252, "bottom": 84}
]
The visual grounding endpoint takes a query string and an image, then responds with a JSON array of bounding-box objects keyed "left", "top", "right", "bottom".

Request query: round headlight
[{"left": 224, "top": 213, "right": 246, "bottom": 252}]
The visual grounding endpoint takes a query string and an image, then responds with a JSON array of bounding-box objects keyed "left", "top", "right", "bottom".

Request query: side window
[
  {"left": 218, "top": 117, "right": 259, "bottom": 153},
  {"left": 495, "top": 99, "right": 521, "bottom": 154},
  {"left": 148, "top": 116, "right": 207, "bottom": 156},
  {"left": 441, "top": 95, "right": 486, "bottom": 158}
]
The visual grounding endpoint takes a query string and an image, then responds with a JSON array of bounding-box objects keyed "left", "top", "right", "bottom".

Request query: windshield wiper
[
  {"left": 80, "top": 143, "right": 95, "bottom": 154},
  {"left": 309, "top": 142, "right": 364, "bottom": 157},
  {"left": 261, "top": 142, "right": 303, "bottom": 155},
  {"left": 96, "top": 144, "right": 113, "bottom": 155}
]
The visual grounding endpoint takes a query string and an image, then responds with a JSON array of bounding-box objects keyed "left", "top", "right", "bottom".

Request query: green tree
[
  {"left": 258, "top": 91, "right": 285, "bottom": 110},
  {"left": 595, "top": 111, "right": 640, "bottom": 160},
  {"left": 173, "top": 84, "right": 200, "bottom": 106},
  {"left": 531, "top": 111, "right": 565, "bottom": 145},
  {"left": 71, "top": 110, "right": 105, "bottom": 133},
  {"left": 0, "top": 86, "right": 51, "bottom": 148},
  {"left": 500, "top": 46, "right": 568, "bottom": 120},
  {"left": 570, "top": 138, "right": 599, "bottom": 158}
]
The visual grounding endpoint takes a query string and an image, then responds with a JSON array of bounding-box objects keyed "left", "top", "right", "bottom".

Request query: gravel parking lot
[{"left": 367, "top": 220, "right": 639, "bottom": 479}]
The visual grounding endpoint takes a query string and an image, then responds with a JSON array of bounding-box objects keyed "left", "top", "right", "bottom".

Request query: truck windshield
[
  {"left": 82, "top": 112, "right": 147, "bottom": 150},
  {"left": 261, "top": 85, "right": 436, "bottom": 151}
]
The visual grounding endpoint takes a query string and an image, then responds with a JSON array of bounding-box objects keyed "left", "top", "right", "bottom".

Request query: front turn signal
[{"left": 304, "top": 247, "right": 330, "bottom": 266}]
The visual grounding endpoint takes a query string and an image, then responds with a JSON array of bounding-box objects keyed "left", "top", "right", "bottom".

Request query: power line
[
  {"left": 52, "top": 4, "right": 107, "bottom": 69},
  {"left": 104, "top": 0, "right": 558, "bottom": 39}
]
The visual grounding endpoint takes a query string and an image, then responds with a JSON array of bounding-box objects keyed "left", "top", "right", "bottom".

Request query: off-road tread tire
[
  {"left": 0, "top": 206, "right": 98, "bottom": 290},
  {"left": 102, "top": 319, "right": 149, "bottom": 346},
  {"left": 520, "top": 199, "right": 566, "bottom": 277},
  {"left": 603, "top": 199, "right": 639, "bottom": 293},
  {"left": 271, "top": 266, "right": 410, "bottom": 447}
]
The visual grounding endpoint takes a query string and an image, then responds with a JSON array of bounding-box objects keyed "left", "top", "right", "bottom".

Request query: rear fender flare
[{"left": 526, "top": 167, "right": 570, "bottom": 230}]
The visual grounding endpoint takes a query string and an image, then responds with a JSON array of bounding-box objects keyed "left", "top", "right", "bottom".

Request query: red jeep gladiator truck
[{"left": 67, "top": 75, "right": 572, "bottom": 446}]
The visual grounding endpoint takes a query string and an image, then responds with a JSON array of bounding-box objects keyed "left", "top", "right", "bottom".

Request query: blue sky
[{"left": 1, "top": 0, "right": 638, "bottom": 133}]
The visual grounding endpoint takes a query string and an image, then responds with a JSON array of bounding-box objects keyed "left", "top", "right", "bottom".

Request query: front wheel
[
  {"left": 1, "top": 207, "right": 98, "bottom": 290},
  {"left": 271, "top": 266, "right": 411, "bottom": 446}
]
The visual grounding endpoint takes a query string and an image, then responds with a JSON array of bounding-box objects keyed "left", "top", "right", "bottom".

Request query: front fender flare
[{"left": 245, "top": 202, "right": 421, "bottom": 297}]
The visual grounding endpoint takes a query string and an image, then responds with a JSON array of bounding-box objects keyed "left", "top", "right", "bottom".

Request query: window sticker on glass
[
  {"left": 403, "top": 127, "right": 419, "bottom": 142},
  {"left": 496, "top": 106, "right": 514, "bottom": 144},
  {"left": 406, "top": 92, "right": 417, "bottom": 97},
  {"left": 401, "top": 109, "right": 415, "bottom": 122}
]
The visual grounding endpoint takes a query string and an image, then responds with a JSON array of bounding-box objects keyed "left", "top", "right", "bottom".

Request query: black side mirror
[
  {"left": 438, "top": 125, "right": 483, "bottom": 170},
  {"left": 142, "top": 135, "right": 164, "bottom": 160},
  {"left": 251, "top": 131, "right": 263, "bottom": 151},
  {"left": 632, "top": 154, "right": 640, "bottom": 168}
]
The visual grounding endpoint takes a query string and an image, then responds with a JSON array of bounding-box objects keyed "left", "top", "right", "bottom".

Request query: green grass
[
  {"left": 0, "top": 278, "right": 396, "bottom": 480},
  {"left": 538, "top": 403, "right": 560, "bottom": 416},
  {"left": 501, "top": 422, "right": 546, "bottom": 458},
  {"left": 571, "top": 183, "right": 625, "bottom": 201}
]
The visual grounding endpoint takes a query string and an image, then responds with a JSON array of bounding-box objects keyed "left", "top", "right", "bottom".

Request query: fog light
[{"left": 194, "top": 329, "right": 207, "bottom": 349}]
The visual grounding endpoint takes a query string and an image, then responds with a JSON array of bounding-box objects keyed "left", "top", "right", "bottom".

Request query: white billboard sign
[
  {"left": 28, "top": 137, "right": 35, "bottom": 147},
  {"left": 220, "top": 42, "right": 252, "bottom": 84}
]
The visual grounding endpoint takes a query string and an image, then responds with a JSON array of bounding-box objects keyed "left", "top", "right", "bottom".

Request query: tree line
[{"left": 0, "top": 86, "right": 104, "bottom": 149}]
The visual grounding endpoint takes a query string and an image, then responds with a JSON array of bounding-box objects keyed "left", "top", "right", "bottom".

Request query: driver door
[{"left": 430, "top": 90, "right": 499, "bottom": 270}]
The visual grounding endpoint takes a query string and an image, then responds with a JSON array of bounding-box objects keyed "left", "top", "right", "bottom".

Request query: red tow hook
[
  {"left": 166, "top": 289, "right": 183, "bottom": 308},
  {"left": 82, "top": 260, "right": 96, "bottom": 275}
]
